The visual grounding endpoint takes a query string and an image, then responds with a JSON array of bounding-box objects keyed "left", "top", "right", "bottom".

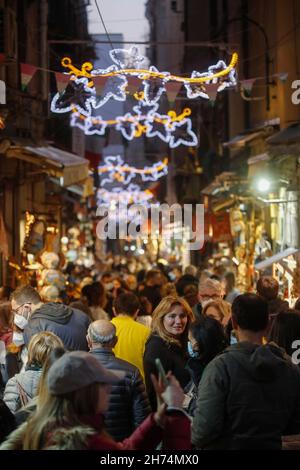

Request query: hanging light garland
[
  {"left": 98, "top": 155, "right": 168, "bottom": 186},
  {"left": 51, "top": 47, "right": 238, "bottom": 113},
  {"left": 70, "top": 102, "right": 198, "bottom": 148}
]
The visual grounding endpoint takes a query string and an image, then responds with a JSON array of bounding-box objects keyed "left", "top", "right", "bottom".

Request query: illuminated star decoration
[
  {"left": 85, "top": 116, "right": 107, "bottom": 136},
  {"left": 169, "top": 118, "right": 198, "bottom": 149},
  {"left": 98, "top": 155, "right": 168, "bottom": 186},
  {"left": 184, "top": 60, "right": 237, "bottom": 100},
  {"left": 51, "top": 76, "right": 95, "bottom": 116},
  {"left": 109, "top": 46, "right": 145, "bottom": 69},
  {"left": 93, "top": 70, "right": 128, "bottom": 109},
  {"left": 145, "top": 112, "right": 172, "bottom": 143},
  {"left": 115, "top": 112, "right": 140, "bottom": 140}
]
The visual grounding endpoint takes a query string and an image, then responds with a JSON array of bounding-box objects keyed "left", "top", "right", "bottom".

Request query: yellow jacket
[{"left": 111, "top": 315, "right": 150, "bottom": 381}]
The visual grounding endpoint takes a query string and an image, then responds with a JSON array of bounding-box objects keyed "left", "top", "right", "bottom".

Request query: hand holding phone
[{"left": 155, "top": 358, "right": 169, "bottom": 386}]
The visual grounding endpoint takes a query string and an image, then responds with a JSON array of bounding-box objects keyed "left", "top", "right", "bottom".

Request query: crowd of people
[{"left": 0, "top": 261, "right": 300, "bottom": 450}]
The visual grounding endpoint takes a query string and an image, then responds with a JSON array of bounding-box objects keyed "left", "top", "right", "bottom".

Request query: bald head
[{"left": 87, "top": 320, "right": 117, "bottom": 349}]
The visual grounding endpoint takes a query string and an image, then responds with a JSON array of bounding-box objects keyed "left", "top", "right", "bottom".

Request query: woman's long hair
[
  {"left": 27, "top": 331, "right": 64, "bottom": 368},
  {"left": 189, "top": 316, "right": 228, "bottom": 365},
  {"left": 23, "top": 382, "right": 102, "bottom": 449},
  {"left": 268, "top": 309, "right": 300, "bottom": 357},
  {"left": 151, "top": 295, "right": 194, "bottom": 348}
]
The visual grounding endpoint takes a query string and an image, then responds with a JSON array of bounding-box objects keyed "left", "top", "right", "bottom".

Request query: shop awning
[
  {"left": 223, "top": 126, "right": 275, "bottom": 149},
  {"left": 267, "top": 122, "right": 300, "bottom": 145},
  {"left": 247, "top": 152, "right": 270, "bottom": 178},
  {"left": 254, "top": 247, "right": 299, "bottom": 270},
  {"left": 6, "top": 144, "right": 89, "bottom": 187}
]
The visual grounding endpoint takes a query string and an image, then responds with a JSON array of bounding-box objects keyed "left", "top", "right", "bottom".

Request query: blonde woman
[
  {"left": 3, "top": 332, "right": 64, "bottom": 413},
  {"left": 0, "top": 351, "right": 191, "bottom": 450},
  {"left": 202, "top": 299, "right": 232, "bottom": 327},
  {"left": 143, "top": 295, "right": 194, "bottom": 409}
]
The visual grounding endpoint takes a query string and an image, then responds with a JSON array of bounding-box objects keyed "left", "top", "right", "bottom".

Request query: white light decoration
[
  {"left": 98, "top": 155, "right": 168, "bottom": 186},
  {"left": 51, "top": 76, "right": 96, "bottom": 117},
  {"left": 70, "top": 103, "right": 198, "bottom": 148},
  {"left": 168, "top": 118, "right": 198, "bottom": 149},
  {"left": 145, "top": 112, "right": 172, "bottom": 143},
  {"left": 98, "top": 184, "right": 153, "bottom": 206},
  {"left": 115, "top": 112, "right": 141, "bottom": 141},
  {"left": 141, "top": 66, "right": 170, "bottom": 105},
  {"left": 184, "top": 60, "right": 237, "bottom": 100},
  {"left": 92, "top": 72, "right": 128, "bottom": 110}
]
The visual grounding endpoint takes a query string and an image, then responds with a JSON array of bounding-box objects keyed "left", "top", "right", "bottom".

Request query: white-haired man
[
  {"left": 193, "top": 278, "right": 224, "bottom": 320},
  {"left": 87, "top": 320, "right": 151, "bottom": 441}
]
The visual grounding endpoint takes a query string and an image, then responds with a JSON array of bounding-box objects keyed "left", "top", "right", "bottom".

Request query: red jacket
[{"left": 45, "top": 411, "right": 191, "bottom": 451}]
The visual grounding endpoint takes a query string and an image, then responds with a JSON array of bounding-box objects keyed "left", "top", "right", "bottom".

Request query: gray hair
[
  {"left": 87, "top": 323, "right": 116, "bottom": 345},
  {"left": 198, "top": 278, "right": 222, "bottom": 294}
]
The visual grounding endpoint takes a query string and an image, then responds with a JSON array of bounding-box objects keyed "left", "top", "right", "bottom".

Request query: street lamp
[
  {"left": 257, "top": 178, "right": 271, "bottom": 193},
  {"left": 220, "top": 15, "right": 272, "bottom": 111}
]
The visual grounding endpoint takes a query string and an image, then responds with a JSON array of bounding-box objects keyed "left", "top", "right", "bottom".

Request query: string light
[
  {"left": 70, "top": 103, "right": 198, "bottom": 147},
  {"left": 51, "top": 48, "right": 238, "bottom": 112},
  {"left": 184, "top": 59, "right": 237, "bottom": 100},
  {"left": 97, "top": 184, "right": 153, "bottom": 206},
  {"left": 98, "top": 155, "right": 168, "bottom": 186}
]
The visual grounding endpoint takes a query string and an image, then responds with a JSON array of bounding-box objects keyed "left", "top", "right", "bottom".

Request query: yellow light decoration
[{"left": 61, "top": 53, "right": 238, "bottom": 85}]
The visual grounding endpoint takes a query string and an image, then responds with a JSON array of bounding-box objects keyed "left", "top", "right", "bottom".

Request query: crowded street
[{"left": 1, "top": 0, "right": 300, "bottom": 456}]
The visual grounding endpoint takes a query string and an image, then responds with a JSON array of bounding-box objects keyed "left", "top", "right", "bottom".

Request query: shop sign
[{"left": 211, "top": 212, "right": 232, "bottom": 242}]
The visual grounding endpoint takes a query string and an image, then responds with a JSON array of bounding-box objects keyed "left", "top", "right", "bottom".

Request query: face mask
[
  {"left": 14, "top": 314, "right": 28, "bottom": 330},
  {"left": 12, "top": 331, "right": 25, "bottom": 347},
  {"left": 187, "top": 341, "right": 199, "bottom": 358},
  {"left": 105, "top": 282, "right": 114, "bottom": 291}
]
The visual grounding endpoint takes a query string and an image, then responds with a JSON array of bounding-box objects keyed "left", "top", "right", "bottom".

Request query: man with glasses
[
  {"left": 10, "top": 285, "right": 90, "bottom": 353},
  {"left": 192, "top": 278, "right": 224, "bottom": 320}
]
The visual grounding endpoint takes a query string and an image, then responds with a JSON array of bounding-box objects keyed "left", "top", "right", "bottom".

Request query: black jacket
[
  {"left": 24, "top": 303, "right": 90, "bottom": 351},
  {"left": 0, "top": 399, "right": 16, "bottom": 444},
  {"left": 143, "top": 334, "right": 191, "bottom": 410},
  {"left": 192, "top": 341, "right": 300, "bottom": 450},
  {"left": 89, "top": 348, "right": 151, "bottom": 441}
]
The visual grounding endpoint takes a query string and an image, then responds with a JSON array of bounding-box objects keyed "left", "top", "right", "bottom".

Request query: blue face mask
[{"left": 188, "top": 341, "right": 199, "bottom": 358}]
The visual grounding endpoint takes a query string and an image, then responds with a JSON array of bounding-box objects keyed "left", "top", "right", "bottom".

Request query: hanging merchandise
[{"left": 98, "top": 155, "right": 168, "bottom": 186}]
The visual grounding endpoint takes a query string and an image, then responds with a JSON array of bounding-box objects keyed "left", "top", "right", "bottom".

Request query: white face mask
[
  {"left": 12, "top": 331, "right": 25, "bottom": 346},
  {"left": 104, "top": 282, "right": 114, "bottom": 291},
  {"left": 14, "top": 314, "right": 28, "bottom": 330}
]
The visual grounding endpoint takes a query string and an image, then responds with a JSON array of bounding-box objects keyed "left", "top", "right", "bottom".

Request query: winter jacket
[
  {"left": 0, "top": 399, "right": 15, "bottom": 444},
  {"left": 24, "top": 303, "right": 90, "bottom": 351},
  {"left": 0, "top": 410, "right": 191, "bottom": 450},
  {"left": 3, "top": 365, "right": 42, "bottom": 413},
  {"left": 192, "top": 341, "right": 300, "bottom": 450},
  {"left": 144, "top": 334, "right": 191, "bottom": 410},
  {"left": 89, "top": 348, "right": 151, "bottom": 441},
  {"left": 111, "top": 316, "right": 150, "bottom": 380}
]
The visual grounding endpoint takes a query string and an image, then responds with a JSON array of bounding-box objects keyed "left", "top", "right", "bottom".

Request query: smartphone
[{"left": 155, "top": 358, "right": 169, "bottom": 386}]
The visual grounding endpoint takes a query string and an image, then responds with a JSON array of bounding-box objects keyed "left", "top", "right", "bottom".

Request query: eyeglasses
[{"left": 12, "top": 302, "right": 32, "bottom": 317}]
